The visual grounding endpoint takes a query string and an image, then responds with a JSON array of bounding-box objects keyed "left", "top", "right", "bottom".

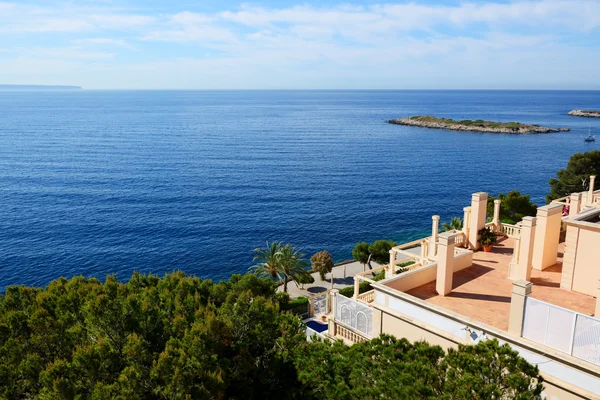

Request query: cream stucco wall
[
  {"left": 383, "top": 252, "right": 473, "bottom": 293},
  {"left": 572, "top": 228, "right": 600, "bottom": 296}
]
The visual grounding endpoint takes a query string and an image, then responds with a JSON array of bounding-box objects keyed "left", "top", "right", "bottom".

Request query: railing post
[
  {"left": 469, "top": 192, "right": 488, "bottom": 250},
  {"left": 429, "top": 215, "right": 440, "bottom": 257},
  {"left": 387, "top": 250, "right": 395, "bottom": 279},
  {"left": 509, "top": 280, "right": 532, "bottom": 336},
  {"left": 570, "top": 192, "right": 582, "bottom": 216},
  {"left": 353, "top": 276, "right": 360, "bottom": 300},
  {"left": 493, "top": 199, "right": 501, "bottom": 231},
  {"left": 588, "top": 175, "right": 596, "bottom": 205},
  {"left": 531, "top": 203, "right": 562, "bottom": 271},
  {"left": 436, "top": 232, "right": 456, "bottom": 296},
  {"left": 463, "top": 206, "right": 471, "bottom": 244}
]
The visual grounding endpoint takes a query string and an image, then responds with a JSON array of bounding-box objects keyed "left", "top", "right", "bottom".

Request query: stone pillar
[
  {"left": 570, "top": 192, "right": 582, "bottom": 216},
  {"left": 387, "top": 250, "right": 395, "bottom": 279},
  {"left": 468, "top": 192, "right": 489, "bottom": 250},
  {"left": 371, "top": 308, "right": 383, "bottom": 337},
  {"left": 328, "top": 289, "right": 339, "bottom": 337},
  {"left": 588, "top": 175, "right": 596, "bottom": 205},
  {"left": 462, "top": 206, "right": 471, "bottom": 246},
  {"left": 595, "top": 280, "right": 600, "bottom": 318},
  {"left": 508, "top": 237, "right": 521, "bottom": 280},
  {"left": 516, "top": 217, "right": 537, "bottom": 281},
  {"left": 508, "top": 280, "right": 532, "bottom": 336},
  {"left": 436, "top": 232, "right": 456, "bottom": 296},
  {"left": 353, "top": 276, "right": 360, "bottom": 299},
  {"left": 531, "top": 204, "right": 563, "bottom": 271},
  {"left": 420, "top": 240, "right": 427, "bottom": 260},
  {"left": 429, "top": 215, "right": 440, "bottom": 257},
  {"left": 493, "top": 199, "right": 501, "bottom": 230}
]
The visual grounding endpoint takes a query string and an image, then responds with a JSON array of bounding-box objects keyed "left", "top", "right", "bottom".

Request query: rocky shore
[
  {"left": 568, "top": 110, "right": 600, "bottom": 118},
  {"left": 388, "top": 116, "right": 570, "bottom": 134}
]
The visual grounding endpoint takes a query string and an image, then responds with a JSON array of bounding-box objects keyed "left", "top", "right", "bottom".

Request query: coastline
[{"left": 389, "top": 116, "right": 570, "bottom": 134}]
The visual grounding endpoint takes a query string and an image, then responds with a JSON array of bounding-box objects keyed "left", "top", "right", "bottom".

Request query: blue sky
[{"left": 1, "top": 0, "right": 599, "bottom": 89}]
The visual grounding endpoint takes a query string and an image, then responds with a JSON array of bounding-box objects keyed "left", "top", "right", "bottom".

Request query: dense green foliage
[
  {"left": 249, "top": 242, "right": 309, "bottom": 292},
  {"left": 295, "top": 335, "right": 543, "bottom": 400},
  {"left": 0, "top": 272, "right": 304, "bottom": 399},
  {"left": 310, "top": 250, "right": 335, "bottom": 281},
  {"left": 547, "top": 150, "right": 600, "bottom": 203},
  {"left": 368, "top": 240, "right": 397, "bottom": 265},
  {"left": 0, "top": 273, "right": 544, "bottom": 399},
  {"left": 408, "top": 116, "right": 533, "bottom": 130},
  {"left": 441, "top": 216, "right": 463, "bottom": 232},
  {"left": 486, "top": 191, "right": 537, "bottom": 225},
  {"left": 351, "top": 242, "right": 370, "bottom": 269}
]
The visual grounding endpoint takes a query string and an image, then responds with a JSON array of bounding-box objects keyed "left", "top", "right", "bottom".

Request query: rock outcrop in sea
[
  {"left": 568, "top": 110, "right": 600, "bottom": 118},
  {"left": 388, "top": 116, "right": 570, "bottom": 134}
]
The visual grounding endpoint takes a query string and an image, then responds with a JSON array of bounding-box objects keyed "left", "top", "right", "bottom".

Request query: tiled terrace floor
[{"left": 406, "top": 238, "right": 596, "bottom": 331}]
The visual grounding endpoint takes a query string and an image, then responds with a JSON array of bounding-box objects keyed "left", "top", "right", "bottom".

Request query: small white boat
[{"left": 584, "top": 127, "right": 595, "bottom": 142}]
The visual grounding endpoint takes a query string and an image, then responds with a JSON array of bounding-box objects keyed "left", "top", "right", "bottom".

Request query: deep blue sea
[{"left": 1, "top": 90, "right": 599, "bottom": 288}]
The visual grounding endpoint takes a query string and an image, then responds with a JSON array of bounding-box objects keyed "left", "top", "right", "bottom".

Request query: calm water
[{"left": 1, "top": 90, "right": 599, "bottom": 288}]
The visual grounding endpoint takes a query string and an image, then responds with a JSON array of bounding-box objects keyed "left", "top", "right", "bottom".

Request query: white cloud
[{"left": 0, "top": 0, "right": 599, "bottom": 88}]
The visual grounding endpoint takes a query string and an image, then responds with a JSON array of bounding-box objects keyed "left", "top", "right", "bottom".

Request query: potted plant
[{"left": 478, "top": 227, "right": 497, "bottom": 252}]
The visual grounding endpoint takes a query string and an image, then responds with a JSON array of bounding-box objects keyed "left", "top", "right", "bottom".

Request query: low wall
[{"left": 383, "top": 251, "right": 473, "bottom": 293}]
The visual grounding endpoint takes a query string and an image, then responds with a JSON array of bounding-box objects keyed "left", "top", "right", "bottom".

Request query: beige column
[
  {"left": 531, "top": 204, "right": 563, "bottom": 271},
  {"left": 508, "top": 280, "right": 532, "bottom": 336},
  {"left": 353, "top": 276, "right": 360, "bottom": 299},
  {"left": 516, "top": 217, "right": 537, "bottom": 281},
  {"left": 435, "top": 232, "right": 456, "bottom": 296},
  {"left": 327, "top": 289, "right": 339, "bottom": 337},
  {"left": 420, "top": 240, "right": 427, "bottom": 260},
  {"left": 468, "top": 192, "right": 489, "bottom": 250},
  {"left": 570, "top": 192, "right": 582, "bottom": 216},
  {"left": 387, "top": 250, "right": 396, "bottom": 279},
  {"left": 508, "top": 237, "right": 521, "bottom": 280},
  {"left": 595, "top": 280, "right": 600, "bottom": 317},
  {"left": 493, "top": 199, "right": 501, "bottom": 230},
  {"left": 588, "top": 175, "right": 596, "bottom": 205},
  {"left": 462, "top": 206, "right": 471, "bottom": 243},
  {"left": 429, "top": 215, "right": 440, "bottom": 257}
]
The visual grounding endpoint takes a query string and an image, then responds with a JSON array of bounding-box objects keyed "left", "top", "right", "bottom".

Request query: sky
[{"left": 1, "top": 0, "right": 600, "bottom": 89}]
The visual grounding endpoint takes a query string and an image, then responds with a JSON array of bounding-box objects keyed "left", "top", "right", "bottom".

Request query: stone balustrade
[{"left": 335, "top": 322, "right": 368, "bottom": 344}]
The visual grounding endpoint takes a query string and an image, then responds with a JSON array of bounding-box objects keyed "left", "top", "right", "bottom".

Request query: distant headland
[
  {"left": 0, "top": 84, "right": 82, "bottom": 91},
  {"left": 568, "top": 110, "right": 600, "bottom": 118},
  {"left": 388, "top": 116, "right": 570, "bottom": 134}
]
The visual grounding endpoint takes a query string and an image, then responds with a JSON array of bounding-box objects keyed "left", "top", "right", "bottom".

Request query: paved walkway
[{"left": 280, "top": 260, "right": 382, "bottom": 299}]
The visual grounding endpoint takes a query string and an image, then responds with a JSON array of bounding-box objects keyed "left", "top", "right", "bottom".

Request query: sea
[{"left": 1, "top": 90, "right": 599, "bottom": 289}]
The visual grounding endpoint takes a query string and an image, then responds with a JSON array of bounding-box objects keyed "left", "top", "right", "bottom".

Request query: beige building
[{"left": 309, "top": 177, "right": 600, "bottom": 400}]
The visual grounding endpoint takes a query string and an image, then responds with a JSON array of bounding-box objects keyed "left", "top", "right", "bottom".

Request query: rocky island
[
  {"left": 568, "top": 110, "right": 600, "bottom": 118},
  {"left": 388, "top": 116, "right": 570, "bottom": 134}
]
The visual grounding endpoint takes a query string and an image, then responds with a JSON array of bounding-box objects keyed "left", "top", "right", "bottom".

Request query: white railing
[
  {"left": 310, "top": 292, "right": 329, "bottom": 317},
  {"left": 522, "top": 297, "right": 600, "bottom": 366},
  {"left": 335, "top": 295, "right": 373, "bottom": 337},
  {"left": 500, "top": 223, "right": 521, "bottom": 238},
  {"left": 335, "top": 323, "right": 368, "bottom": 344}
]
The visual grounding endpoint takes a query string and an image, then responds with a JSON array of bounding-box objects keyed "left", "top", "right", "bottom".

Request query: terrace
[{"left": 403, "top": 238, "right": 596, "bottom": 331}]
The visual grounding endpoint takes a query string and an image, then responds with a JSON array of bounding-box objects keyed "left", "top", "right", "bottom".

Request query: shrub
[
  {"left": 310, "top": 250, "right": 334, "bottom": 281},
  {"left": 295, "top": 272, "right": 315, "bottom": 289},
  {"left": 368, "top": 240, "right": 397, "bottom": 265},
  {"left": 275, "top": 291, "right": 290, "bottom": 305}
]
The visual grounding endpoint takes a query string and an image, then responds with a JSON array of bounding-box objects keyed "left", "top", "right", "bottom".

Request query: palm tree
[
  {"left": 249, "top": 241, "right": 285, "bottom": 282},
  {"left": 248, "top": 242, "right": 309, "bottom": 293},
  {"left": 279, "top": 244, "right": 309, "bottom": 293},
  {"left": 441, "top": 216, "right": 463, "bottom": 232}
]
